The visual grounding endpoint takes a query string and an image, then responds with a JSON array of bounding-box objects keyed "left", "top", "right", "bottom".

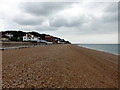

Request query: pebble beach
[{"left": 2, "top": 44, "right": 118, "bottom": 88}]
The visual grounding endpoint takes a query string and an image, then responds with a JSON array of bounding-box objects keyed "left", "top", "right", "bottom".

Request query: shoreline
[
  {"left": 2, "top": 44, "right": 118, "bottom": 88},
  {"left": 1, "top": 42, "right": 119, "bottom": 55},
  {"left": 75, "top": 46, "right": 120, "bottom": 65},
  {"left": 1, "top": 43, "right": 119, "bottom": 55},
  {"left": 77, "top": 44, "right": 119, "bottom": 56},
  {"left": 1, "top": 42, "right": 118, "bottom": 56},
  {"left": 79, "top": 45, "right": 119, "bottom": 56}
]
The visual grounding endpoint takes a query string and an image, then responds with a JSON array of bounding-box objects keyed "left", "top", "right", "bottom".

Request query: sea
[{"left": 78, "top": 44, "right": 119, "bottom": 55}]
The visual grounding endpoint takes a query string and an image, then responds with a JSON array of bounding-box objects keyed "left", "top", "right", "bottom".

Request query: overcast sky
[{"left": 0, "top": 0, "right": 118, "bottom": 44}]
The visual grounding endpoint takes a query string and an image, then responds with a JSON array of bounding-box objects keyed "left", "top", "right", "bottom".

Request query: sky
[{"left": 0, "top": 0, "right": 119, "bottom": 44}]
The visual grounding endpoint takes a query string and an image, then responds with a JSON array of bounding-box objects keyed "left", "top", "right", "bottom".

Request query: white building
[
  {"left": 5, "top": 33, "right": 13, "bottom": 38},
  {"left": 23, "top": 34, "right": 39, "bottom": 42}
]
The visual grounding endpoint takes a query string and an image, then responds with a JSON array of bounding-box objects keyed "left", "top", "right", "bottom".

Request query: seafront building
[
  {"left": 23, "top": 33, "right": 40, "bottom": 42},
  {"left": 5, "top": 33, "right": 13, "bottom": 38}
]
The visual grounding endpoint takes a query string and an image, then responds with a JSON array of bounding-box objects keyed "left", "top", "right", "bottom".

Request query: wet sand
[{"left": 2, "top": 44, "right": 118, "bottom": 88}]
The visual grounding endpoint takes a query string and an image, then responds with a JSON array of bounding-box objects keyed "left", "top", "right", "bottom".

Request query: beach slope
[{"left": 2, "top": 44, "right": 118, "bottom": 88}]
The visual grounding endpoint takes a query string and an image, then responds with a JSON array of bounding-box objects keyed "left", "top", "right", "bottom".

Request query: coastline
[
  {"left": 77, "top": 45, "right": 118, "bottom": 64},
  {"left": 77, "top": 44, "right": 119, "bottom": 56},
  {"left": 2, "top": 44, "right": 118, "bottom": 88}
]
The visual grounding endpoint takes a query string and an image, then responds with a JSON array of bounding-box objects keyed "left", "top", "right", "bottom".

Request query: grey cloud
[
  {"left": 101, "top": 12, "right": 118, "bottom": 23},
  {"left": 104, "top": 2, "right": 118, "bottom": 13},
  {"left": 100, "top": 3, "right": 118, "bottom": 23},
  {"left": 13, "top": 2, "right": 118, "bottom": 35},
  {"left": 50, "top": 16, "right": 86, "bottom": 27},
  {"left": 14, "top": 16, "right": 44, "bottom": 25},
  {"left": 35, "top": 25, "right": 57, "bottom": 31},
  {"left": 21, "top": 2, "right": 72, "bottom": 16}
]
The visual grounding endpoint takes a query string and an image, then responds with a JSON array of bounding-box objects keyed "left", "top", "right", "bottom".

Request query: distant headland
[{"left": 0, "top": 31, "right": 71, "bottom": 44}]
